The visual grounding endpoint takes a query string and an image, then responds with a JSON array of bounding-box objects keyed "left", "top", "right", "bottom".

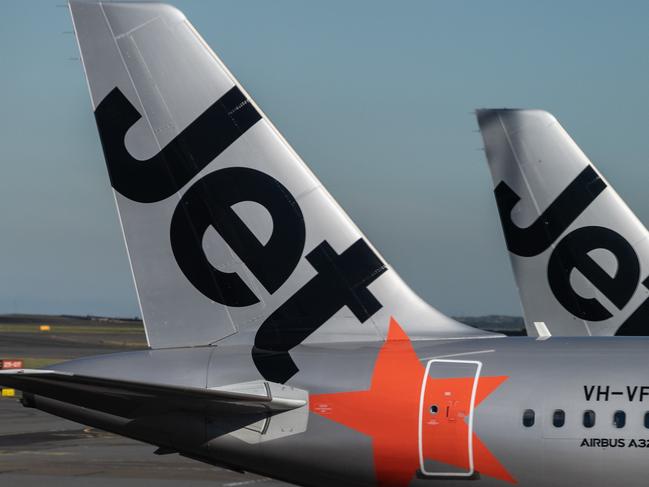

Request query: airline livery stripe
[{"left": 94, "top": 86, "right": 262, "bottom": 203}]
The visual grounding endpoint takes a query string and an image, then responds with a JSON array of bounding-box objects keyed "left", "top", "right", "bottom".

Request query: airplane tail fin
[
  {"left": 69, "top": 1, "right": 492, "bottom": 381},
  {"left": 477, "top": 109, "right": 649, "bottom": 336}
]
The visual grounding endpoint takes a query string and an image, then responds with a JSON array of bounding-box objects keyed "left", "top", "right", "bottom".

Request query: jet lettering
[
  {"left": 547, "top": 226, "right": 639, "bottom": 322},
  {"left": 494, "top": 165, "right": 605, "bottom": 258},
  {"left": 170, "top": 167, "right": 306, "bottom": 307},
  {"left": 94, "top": 86, "right": 261, "bottom": 204},
  {"left": 495, "top": 164, "right": 649, "bottom": 332},
  {"left": 253, "top": 239, "right": 386, "bottom": 383},
  {"left": 94, "top": 87, "right": 387, "bottom": 382}
]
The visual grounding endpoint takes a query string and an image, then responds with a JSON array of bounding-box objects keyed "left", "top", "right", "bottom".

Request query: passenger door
[{"left": 418, "top": 359, "right": 482, "bottom": 477}]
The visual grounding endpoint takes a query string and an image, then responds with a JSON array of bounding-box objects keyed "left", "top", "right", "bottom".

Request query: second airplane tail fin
[{"left": 477, "top": 109, "right": 649, "bottom": 336}]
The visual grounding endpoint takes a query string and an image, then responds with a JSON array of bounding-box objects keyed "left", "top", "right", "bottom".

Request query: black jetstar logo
[
  {"left": 495, "top": 165, "right": 649, "bottom": 335},
  {"left": 94, "top": 87, "right": 387, "bottom": 383}
]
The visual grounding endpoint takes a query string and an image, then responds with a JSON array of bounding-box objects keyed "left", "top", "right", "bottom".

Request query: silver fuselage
[{"left": 30, "top": 336, "right": 649, "bottom": 487}]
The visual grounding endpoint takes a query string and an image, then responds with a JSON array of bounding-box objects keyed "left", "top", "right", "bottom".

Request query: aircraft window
[
  {"left": 613, "top": 410, "right": 626, "bottom": 428},
  {"left": 645, "top": 412, "right": 649, "bottom": 429},
  {"left": 553, "top": 410, "right": 565, "bottom": 428},
  {"left": 583, "top": 410, "right": 595, "bottom": 428},
  {"left": 522, "top": 409, "right": 535, "bottom": 427},
  {"left": 429, "top": 405, "right": 438, "bottom": 415}
]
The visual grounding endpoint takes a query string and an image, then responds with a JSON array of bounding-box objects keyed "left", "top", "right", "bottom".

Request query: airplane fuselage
[{"left": 37, "top": 331, "right": 649, "bottom": 487}]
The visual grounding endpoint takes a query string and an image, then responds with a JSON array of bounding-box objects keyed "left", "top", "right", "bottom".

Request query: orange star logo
[{"left": 310, "top": 318, "right": 515, "bottom": 486}]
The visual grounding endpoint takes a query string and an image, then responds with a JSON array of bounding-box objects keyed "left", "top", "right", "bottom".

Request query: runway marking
[
  {"left": 0, "top": 450, "right": 72, "bottom": 456},
  {"left": 223, "top": 479, "right": 273, "bottom": 487}
]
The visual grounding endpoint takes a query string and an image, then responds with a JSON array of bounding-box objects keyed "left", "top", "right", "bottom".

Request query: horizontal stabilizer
[{"left": 0, "top": 370, "right": 306, "bottom": 419}]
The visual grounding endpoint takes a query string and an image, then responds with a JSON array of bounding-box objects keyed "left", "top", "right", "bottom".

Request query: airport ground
[{"left": 0, "top": 314, "right": 523, "bottom": 485}]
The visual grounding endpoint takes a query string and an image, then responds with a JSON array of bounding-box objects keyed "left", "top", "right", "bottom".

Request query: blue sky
[{"left": 0, "top": 1, "right": 647, "bottom": 318}]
